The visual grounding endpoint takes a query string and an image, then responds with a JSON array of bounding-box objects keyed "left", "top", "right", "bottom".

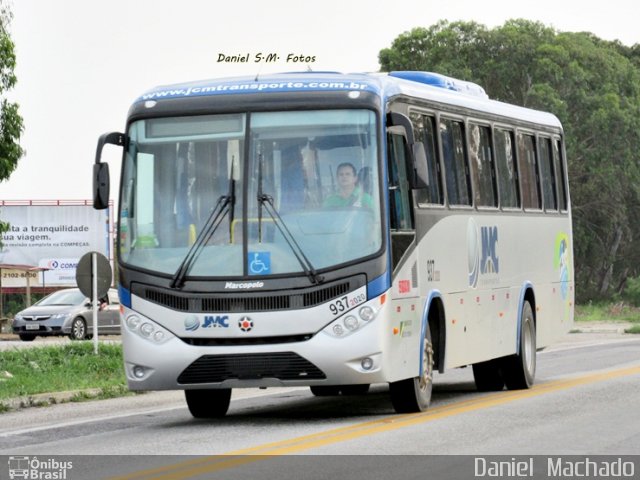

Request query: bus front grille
[
  {"left": 177, "top": 352, "right": 326, "bottom": 384},
  {"left": 134, "top": 276, "right": 361, "bottom": 313}
]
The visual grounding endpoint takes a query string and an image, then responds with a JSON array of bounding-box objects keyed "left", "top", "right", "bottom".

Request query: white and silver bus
[{"left": 93, "top": 71, "right": 574, "bottom": 417}]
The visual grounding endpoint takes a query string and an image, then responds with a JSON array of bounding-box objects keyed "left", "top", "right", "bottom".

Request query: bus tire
[
  {"left": 185, "top": 388, "right": 231, "bottom": 418},
  {"left": 502, "top": 300, "right": 536, "bottom": 389},
  {"left": 472, "top": 359, "right": 505, "bottom": 391},
  {"left": 310, "top": 386, "right": 341, "bottom": 396},
  {"left": 389, "top": 327, "right": 434, "bottom": 413}
]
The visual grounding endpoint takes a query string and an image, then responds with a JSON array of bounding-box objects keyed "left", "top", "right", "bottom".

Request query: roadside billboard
[{"left": 0, "top": 201, "right": 113, "bottom": 286}]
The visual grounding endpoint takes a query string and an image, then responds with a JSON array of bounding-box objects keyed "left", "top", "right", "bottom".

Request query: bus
[{"left": 92, "top": 71, "right": 574, "bottom": 417}]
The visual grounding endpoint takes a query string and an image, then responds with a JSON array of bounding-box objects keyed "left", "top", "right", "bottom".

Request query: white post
[{"left": 92, "top": 252, "right": 99, "bottom": 354}]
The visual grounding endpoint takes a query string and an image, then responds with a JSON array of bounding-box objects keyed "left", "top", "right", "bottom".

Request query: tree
[
  {"left": 0, "top": 0, "right": 24, "bottom": 244},
  {"left": 379, "top": 20, "right": 640, "bottom": 302}
]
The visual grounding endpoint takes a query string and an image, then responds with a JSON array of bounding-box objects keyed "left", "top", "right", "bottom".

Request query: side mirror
[
  {"left": 93, "top": 132, "right": 124, "bottom": 210},
  {"left": 93, "top": 162, "right": 110, "bottom": 210}
]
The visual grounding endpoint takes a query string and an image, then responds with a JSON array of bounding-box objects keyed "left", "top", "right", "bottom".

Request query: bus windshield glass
[{"left": 119, "top": 109, "right": 382, "bottom": 279}]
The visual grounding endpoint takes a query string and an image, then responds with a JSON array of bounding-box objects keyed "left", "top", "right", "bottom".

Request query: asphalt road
[{"left": 0, "top": 332, "right": 638, "bottom": 479}]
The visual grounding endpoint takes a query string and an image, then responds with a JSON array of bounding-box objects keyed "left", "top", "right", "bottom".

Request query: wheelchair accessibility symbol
[{"left": 248, "top": 252, "right": 271, "bottom": 275}]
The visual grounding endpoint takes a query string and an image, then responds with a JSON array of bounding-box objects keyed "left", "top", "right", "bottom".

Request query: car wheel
[
  {"left": 19, "top": 334, "right": 36, "bottom": 342},
  {"left": 69, "top": 317, "right": 87, "bottom": 340}
]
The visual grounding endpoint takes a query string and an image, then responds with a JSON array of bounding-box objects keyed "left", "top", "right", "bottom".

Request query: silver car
[{"left": 11, "top": 288, "right": 120, "bottom": 341}]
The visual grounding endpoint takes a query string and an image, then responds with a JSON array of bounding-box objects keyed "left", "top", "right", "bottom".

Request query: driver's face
[{"left": 337, "top": 166, "right": 356, "bottom": 188}]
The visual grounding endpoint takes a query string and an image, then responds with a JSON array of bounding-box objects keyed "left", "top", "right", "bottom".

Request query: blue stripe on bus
[
  {"left": 118, "top": 284, "right": 132, "bottom": 308},
  {"left": 367, "top": 273, "right": 390, "bottom": 299}
]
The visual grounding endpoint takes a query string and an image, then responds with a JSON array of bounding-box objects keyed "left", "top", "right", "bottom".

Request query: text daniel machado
[{"left": 474, "top": 456, "right": 635, "bottom": 477}]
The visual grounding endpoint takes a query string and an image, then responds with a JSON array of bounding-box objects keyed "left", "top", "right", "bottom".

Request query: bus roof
[{"left": 135, "top": 71, "right": 561, "bottom": 129}]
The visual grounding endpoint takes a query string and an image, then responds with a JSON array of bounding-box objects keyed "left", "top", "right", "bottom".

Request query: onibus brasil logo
[{"left": 7, "top": 456, "right": 73, "bottom": 479}]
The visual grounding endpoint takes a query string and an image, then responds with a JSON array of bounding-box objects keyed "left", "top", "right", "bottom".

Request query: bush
[{"left": 624, "top": 276, "right": 640, "bottom": 307}]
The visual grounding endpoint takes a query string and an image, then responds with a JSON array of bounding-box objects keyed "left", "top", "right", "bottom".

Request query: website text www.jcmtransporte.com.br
[{"left": 140, "top": 80, "right": 370, "bottom": 100}]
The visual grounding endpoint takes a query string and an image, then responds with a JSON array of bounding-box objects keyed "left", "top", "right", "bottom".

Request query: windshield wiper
[
  {"left": 257, "top": 155, "right": 324, "bottom": 285},
  {"left": 170, "top": 161, "right": 236, "bottom": 289}
]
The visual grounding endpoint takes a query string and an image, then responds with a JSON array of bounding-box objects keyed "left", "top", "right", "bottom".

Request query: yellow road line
[{"left": 110, "top": 364, "right": 640, "bottom": 480}]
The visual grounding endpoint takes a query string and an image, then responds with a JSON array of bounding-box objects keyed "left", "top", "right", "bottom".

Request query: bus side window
[
  {"left": 553, "top": 138, "right": 568, "bottom": 211},
  {"left": 538, "top": 136, "right": 558, "bottom": 211},
  {"left": 440, "top": 118, "right": 471, "bottom": 206},
  {"left": 494, "top": 128, "right": 520, "bottom": 208},
  {"left": 469, "top": 123, "right": 497, "bottom": 208},
  {"left": 411, "top": 113, "right": 443, "bottom": 205},
  {"left": 517, "top": 133, "right": 541, "bottom": 210}
]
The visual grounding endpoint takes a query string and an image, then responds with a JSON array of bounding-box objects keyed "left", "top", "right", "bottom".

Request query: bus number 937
[{"left": 329, "top": 293, "right": 366, "bottom": 316}]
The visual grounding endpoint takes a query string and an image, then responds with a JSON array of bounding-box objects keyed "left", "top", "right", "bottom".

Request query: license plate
[{"left": 25, "top": 324, "right": 40, "bottom": 330}]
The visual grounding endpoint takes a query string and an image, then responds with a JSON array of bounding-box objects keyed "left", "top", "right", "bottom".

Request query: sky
[{"left": 1, "top": 0, "right": 638, "bottom": 203}]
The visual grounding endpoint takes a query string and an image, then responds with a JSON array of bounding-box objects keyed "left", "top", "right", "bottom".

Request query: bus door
[{"left": 386, "top": 130, "right": 415, "bottom": 270}]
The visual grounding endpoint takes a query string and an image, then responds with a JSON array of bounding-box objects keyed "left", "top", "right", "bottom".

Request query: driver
[{"left": 323, "top": 162, "right": 373, "bottom": 208}]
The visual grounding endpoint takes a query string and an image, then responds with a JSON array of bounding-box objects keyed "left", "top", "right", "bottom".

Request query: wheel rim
[
  {"left": 419, "top": 339, "right": 434, "bottom": 393},
  {"left": 523, "top": 317, "right": 535, "bottom": 375},
  {"left": 73, "top": 320, "right": 85, "bottom": 339}
]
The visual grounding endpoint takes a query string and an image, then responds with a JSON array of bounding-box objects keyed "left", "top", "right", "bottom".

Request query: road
[{"left": 0, "top": 333, "right": 639, "bottom": 479}]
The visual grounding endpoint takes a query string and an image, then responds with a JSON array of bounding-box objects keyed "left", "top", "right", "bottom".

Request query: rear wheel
[
  {"left": 389, "top": 327, "right": 434, "bottom": 413},
  {"left": 185, "top": 389, "right": 232, "bottom": 418},
  {"left": 502, "top": 300, "right": 536, "bottom": 389}
]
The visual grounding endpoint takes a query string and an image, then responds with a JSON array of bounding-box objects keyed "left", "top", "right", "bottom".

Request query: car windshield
[
  {"left": 119, "top": 109, "right": 382, "bottom": 279},
  {"left": 36, "top": 290, "right": 86, "bottom": 306}
]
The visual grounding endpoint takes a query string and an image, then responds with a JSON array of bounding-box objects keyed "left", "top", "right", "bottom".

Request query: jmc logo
[
  {"left": 202, "top": 315, "right": 230, "bottom": 328},
  {"left": 468, "top": 220, "right": 500, "bottom": 288},
  {"left": 480, "top": 226, "right": 499, "bottom": 274}
]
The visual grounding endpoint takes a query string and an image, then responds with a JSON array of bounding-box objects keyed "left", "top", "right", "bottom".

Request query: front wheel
[
  {"left": 69, "top": 317, "right": 87, "bottom": 340},
  {"left": 185, "top": 389, "right": 232, "bottom": 418},
  {"left": 389, "top": 327, "right": 434, "bottom": 413},
  {"left": 502, "top": 300, "right": 536, "bottom": 389}
]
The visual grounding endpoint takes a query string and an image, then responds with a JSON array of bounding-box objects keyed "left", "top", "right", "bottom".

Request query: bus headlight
[
  {"left": 359, "top": 306, "right": 376, "bottom": 322},
  {"left": 344, "top": 315, "right": 359, "bottom": 331},
  {"left": 125, "top": 313, "right": 173, "bottom": 344},
  {"left": 324, "top": 303, "right": 378, "bottom": 338}
]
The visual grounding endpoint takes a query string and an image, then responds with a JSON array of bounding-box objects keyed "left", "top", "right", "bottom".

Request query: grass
[
  {"left": 0, "top": 342, "right": 129, "bottom": 410},
  {"left": 574, "top": 301, "right": 640, "bottom": 324}
]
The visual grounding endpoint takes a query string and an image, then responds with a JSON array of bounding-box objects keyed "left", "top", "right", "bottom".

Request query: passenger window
[
  {"left": 469, "top": 124, "right": 497, "bottom": 207},
  {"left": 553, "top": 139, "right": 568, "bottom": 211},
  {"left": 411, "top": 113, "right": 443, "bottom": 205},
  {"left": 517, "top": 133, "right": 541, "bottom": 210},
  {"left": 494, "top": 128, "right": 519, "bottom": 208},
  {"left": 539, "top": 137, "right": 557, "bottom": 211},
  {"left": 411, "top": 113, "right": 444, "bottom": 205},
  {"left": 440, "top": 118, "right": 471, "bottom": 206}
]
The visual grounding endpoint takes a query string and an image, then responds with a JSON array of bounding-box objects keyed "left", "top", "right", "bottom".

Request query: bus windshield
[{"left": 119, "top": 109, "right": 382, "bottom": 279}]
